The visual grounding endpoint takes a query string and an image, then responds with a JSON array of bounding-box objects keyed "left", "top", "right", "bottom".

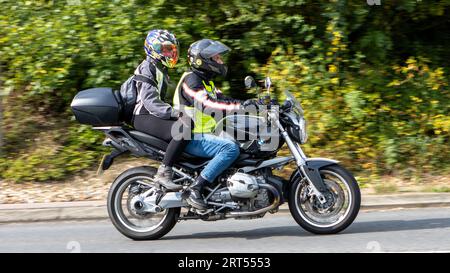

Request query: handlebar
[{"left": 281, "top": 100, "right": 292, "bottom": 111}]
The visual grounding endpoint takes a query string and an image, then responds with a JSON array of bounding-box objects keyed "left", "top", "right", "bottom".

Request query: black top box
[{"left": 70, "top": 87, "right": 123, "bottom": 126}]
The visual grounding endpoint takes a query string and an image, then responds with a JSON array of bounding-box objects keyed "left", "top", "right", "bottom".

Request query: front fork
[{"left": 270, "top": 111, "right": 328, "bottom": 204}]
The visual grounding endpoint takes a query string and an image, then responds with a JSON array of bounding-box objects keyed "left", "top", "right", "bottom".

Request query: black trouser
[{"left": 133, "top": 114, "right": 190, "bottom": 167}]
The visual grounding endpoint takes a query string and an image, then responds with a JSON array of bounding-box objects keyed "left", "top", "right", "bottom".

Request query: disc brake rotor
[{"left": 302, "top": 179, "right": 346, "bottom": 218}]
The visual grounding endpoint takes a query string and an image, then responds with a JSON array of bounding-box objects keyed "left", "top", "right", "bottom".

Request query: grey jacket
[{"left": 133, "top": 57, "right": 179, "bottom": 119}]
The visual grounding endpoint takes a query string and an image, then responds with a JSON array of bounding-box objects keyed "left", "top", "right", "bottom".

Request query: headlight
[
  {"left": 299, "top": 117, "right": 308, "bottom": 144},
  {"left": 286, "top": 113, "right": 308, "bottom": 144}
]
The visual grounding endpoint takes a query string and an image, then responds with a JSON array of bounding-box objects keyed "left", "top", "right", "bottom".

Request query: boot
[
  {"left": 154, "top": 164, "right": 183, "bottom": 191},
  {"left": 185, "top": 176, "right": 208, "bottom": 210}
]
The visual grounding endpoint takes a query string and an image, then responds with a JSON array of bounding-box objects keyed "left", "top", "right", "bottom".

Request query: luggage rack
[{"left": 93, "top": 126, "right": 164, "bottom": 171}]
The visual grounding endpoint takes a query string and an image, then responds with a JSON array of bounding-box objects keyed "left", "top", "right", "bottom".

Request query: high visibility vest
[{"left": 173, "top": 72, "right": 217, "bottom": 133}]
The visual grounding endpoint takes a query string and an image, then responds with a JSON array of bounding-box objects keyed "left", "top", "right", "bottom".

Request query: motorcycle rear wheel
[{"left": 107, "top": 166, "right": 180, "bottom": 240}]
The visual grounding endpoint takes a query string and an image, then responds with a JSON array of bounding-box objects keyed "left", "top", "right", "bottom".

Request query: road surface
[{"left": 0, "top": 207, "right": 449, "bottom": 252}]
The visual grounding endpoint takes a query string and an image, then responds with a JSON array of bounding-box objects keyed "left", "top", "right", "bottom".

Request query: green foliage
[
  {"left": 0, "top": 123, "right": 106, "bottom": 182},
  {"left": 0, "top": 0, "right": 449, "bottom": 182}
]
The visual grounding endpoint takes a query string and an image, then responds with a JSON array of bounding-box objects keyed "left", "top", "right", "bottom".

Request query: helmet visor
[
  {"left": 211, "top": 53, "right": 227, "bottom": 64},
  {"left": 161, "top": 42, "right": 178, "bottom": 59},
  {"left": 200, "top": 41, "right": 231, "bottom": 59}
]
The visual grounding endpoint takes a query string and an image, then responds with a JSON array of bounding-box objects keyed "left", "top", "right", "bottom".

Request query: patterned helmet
[{"left": 144, "top": 29, "right": 179, "bottom": 68}]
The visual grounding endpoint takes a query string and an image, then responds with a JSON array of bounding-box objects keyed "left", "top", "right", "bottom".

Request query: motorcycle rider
[
  {"left": 173, "top": 39, "right": 258, "bottom": 209},
  {"left": 132, "top": 29, "right": 189, "bottom": 191}
]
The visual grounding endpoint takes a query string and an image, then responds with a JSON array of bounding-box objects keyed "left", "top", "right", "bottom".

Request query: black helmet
[{"left": 187, "top": 39, "right": 231, "bottom": 77}]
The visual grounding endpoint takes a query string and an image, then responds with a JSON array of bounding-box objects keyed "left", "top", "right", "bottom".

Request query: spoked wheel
[
  {"left": 289, "top": 164, "right": 361, "bottom": 234},
  {"left": 107, "top": 166, "right": 180, "bottom": 240}
]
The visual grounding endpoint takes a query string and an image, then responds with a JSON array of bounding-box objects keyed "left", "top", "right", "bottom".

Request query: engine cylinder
[{"left": 226, "top": 173, "right": 260, "bottom": 198}]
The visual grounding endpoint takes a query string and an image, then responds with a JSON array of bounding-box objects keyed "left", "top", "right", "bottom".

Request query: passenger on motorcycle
[{"left": 132, "top": 29, "right": 189, "bottom": 191}]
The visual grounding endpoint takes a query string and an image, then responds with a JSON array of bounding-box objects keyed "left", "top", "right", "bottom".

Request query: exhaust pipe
[{"left": 225, "top": 183, "right": 280, "bottom": 218}]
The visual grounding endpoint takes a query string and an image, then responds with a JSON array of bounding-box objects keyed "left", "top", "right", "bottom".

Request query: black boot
[
  {"left": 185, "top": 176, "right": 208, "bottom": 210},
  {"left": 154, "top": 164, "right": 183, "bottom": 191}
]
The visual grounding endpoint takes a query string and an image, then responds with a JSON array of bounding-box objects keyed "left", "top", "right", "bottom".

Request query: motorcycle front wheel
[
  {"left": 107, "top": 166, "right": 180, "bottom": 240},
  {"left": 288, "top": 164, "right": 361, "bottom": 234}
]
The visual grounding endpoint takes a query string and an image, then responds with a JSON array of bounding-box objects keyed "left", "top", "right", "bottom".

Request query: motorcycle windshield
[{"left": 284, "top": 90, "right": 304, "bottom": 116}]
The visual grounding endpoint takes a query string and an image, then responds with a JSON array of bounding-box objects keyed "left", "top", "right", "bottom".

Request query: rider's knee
[{"left": 223, "top": 140, "right": 240, "bottom": 160}]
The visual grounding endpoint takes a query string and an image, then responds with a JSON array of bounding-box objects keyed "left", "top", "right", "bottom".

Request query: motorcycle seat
[
  {"left": 127, "top": 130, "right": 256, "bottom": 167},
  {"left": 127, "top": 130, "right": 200, "bottom": 160},
  {"left": 128, "top": 130, "right": 170, "bottom": 151}
]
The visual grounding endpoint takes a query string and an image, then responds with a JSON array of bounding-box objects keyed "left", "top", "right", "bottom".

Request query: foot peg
[{"left": 180, "top": 189, "right": 191, "bottom": 199}]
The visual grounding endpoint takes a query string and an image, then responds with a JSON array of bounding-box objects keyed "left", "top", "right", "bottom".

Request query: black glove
[
  {"left": 242, "top": 99, "right": 259, "bottom": 107},
  {"left": 170, "top": 109, "right": 183, "bottom": 120}
]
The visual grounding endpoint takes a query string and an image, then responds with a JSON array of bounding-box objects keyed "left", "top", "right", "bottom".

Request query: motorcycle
[{"left": 70, "top": 76, "right": 361, "bottom": 240}]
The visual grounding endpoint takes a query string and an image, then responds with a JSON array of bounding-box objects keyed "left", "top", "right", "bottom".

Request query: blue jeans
[{"left": 184, "top": 134, "right": 240, "bottom": 183}]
